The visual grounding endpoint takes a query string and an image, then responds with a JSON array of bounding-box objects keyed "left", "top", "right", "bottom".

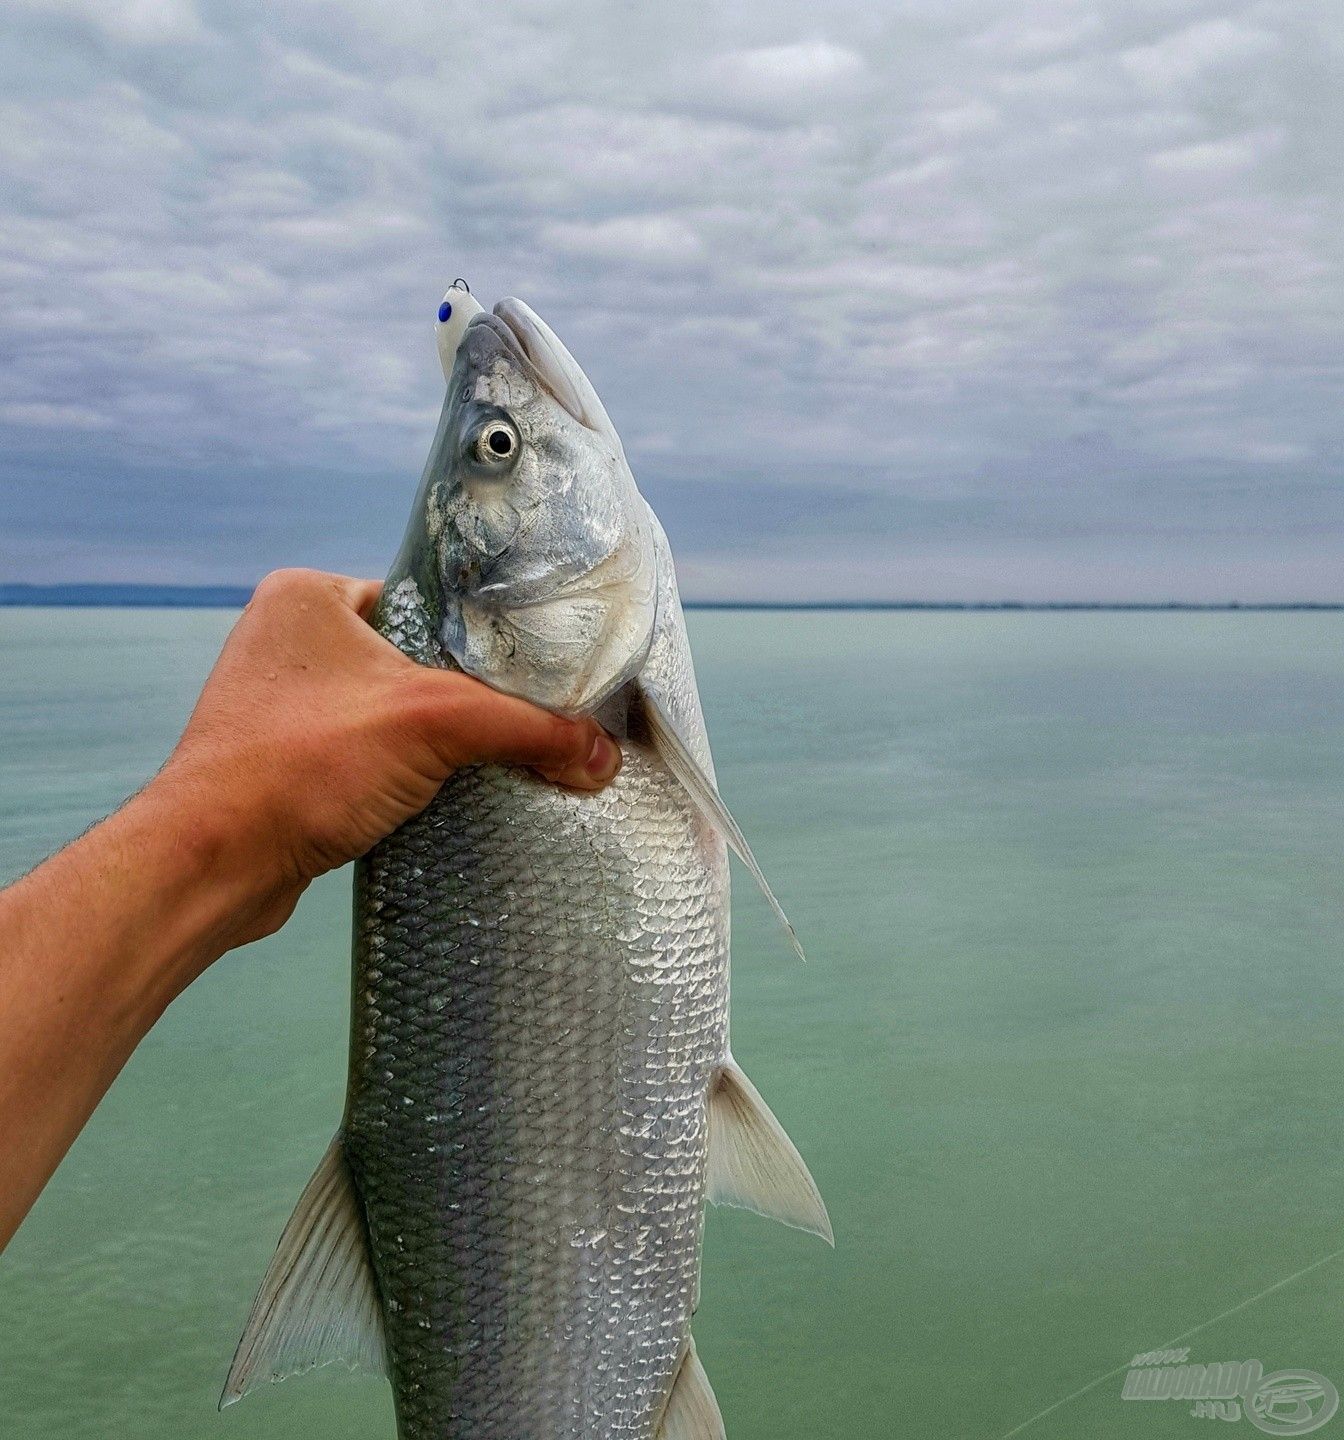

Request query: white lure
[{"left": 434, "top": 280, "right": 485, "bottom": 382}]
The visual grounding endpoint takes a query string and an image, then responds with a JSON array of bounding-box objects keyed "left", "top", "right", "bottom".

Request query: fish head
[{"left": 423, "top": 297, "right": 657, "bottom": 716}]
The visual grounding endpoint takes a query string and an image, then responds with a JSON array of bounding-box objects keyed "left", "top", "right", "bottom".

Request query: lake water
[{"left": 1, "top": 608, "right": 1342, "bottom": 1439}]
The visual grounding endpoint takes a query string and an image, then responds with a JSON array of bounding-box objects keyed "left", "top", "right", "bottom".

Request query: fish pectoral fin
[
  {"left": 219, "top": 1136, "right": 387, "bottom": 1409},
  {"left": 656, "top": 1335, "right": 725, "bottom": 1440},
  {"left": 636, "top": 680, "right": 805, "bottom": 963},
  {"left": 707, "top": 1058, "right": 833, "bottom": 1245}
]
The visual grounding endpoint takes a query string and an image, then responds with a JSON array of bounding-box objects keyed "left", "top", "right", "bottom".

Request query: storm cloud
[{"left": 1, "top": 0, "right": 1340, "bottom": 598}]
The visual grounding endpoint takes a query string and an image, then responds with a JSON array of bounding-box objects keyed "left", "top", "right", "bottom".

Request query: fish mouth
[
  {"left": 465, "top": 310, "right": 530, "bottom": 371},
  {"left": 466, "top": 300, "right": 619, "bottom": 445}
]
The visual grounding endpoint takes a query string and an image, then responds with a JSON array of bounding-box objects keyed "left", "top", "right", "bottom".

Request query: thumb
[{"left": 410, "top": 671, "right": 622, "bottom": 791}]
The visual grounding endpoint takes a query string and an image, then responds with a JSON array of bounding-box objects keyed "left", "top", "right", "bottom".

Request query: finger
[
  {"left": 251, "top": 569, "right": 380, "bottom": 616},
  {"left": 327, "top": 575, "right": 383, "bottom": 619},
  {"left": 411, "top": 673, "right": 622, "bottom": 790}
]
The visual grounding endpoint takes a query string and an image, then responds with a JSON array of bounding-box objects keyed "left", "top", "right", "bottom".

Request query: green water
[{"left": 1, "top": 609, "right": 1342, "bottom": 1439}]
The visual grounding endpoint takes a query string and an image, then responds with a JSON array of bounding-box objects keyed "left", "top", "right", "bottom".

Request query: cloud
[
  {"left": 698, "top": 40, "right": 866, "bottom": 119},
  {"left": 0, "top": 401, "right": 110, "bottom": 430},
  {"left": 729, "top": 39, "right": 864, "bottom": 89},
  {"left": 540, "top": 213, "right": 706, "bottom": 266},
  {"left": 1119, "top": 17, "right": 1279, "bottom": 91},
  {"left": 9, "top": 0, "right": 208, "bottom": 45},
  {"left": 1148, "top": 131, "right": 1280, "bottom": 176},
  {"left": 0, "top": 0, "right": 1339, "bottom": 598}
]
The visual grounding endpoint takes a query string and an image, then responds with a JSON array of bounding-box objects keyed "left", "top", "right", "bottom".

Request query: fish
[{"left": 221, "top": 293, "right": 830, "bottom": 1439}]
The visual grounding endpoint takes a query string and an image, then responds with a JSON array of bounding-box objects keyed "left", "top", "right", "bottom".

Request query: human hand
[{"left": 150, "top": 567, "right": 621, "bottom": 949}]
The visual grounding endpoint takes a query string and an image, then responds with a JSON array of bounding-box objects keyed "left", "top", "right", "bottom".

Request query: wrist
[{"left": 106, "top": 774, "right": 296, "bottom": 1016}]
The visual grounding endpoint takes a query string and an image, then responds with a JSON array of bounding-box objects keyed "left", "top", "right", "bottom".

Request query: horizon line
[{"left": 0, "top": 584, "right": 1340, "bottom": 613}]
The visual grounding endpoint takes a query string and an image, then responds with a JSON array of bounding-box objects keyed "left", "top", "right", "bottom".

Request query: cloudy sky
[{"left": 2, "top": 0, "right": 1340, "bottom": 600}]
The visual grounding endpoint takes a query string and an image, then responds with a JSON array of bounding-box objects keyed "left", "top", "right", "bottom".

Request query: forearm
[{"left": 0, "top": 782, "right": 259, "bottom": 1248}]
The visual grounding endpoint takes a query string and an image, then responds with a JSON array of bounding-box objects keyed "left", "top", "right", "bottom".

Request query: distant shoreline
[{"left": 0, "top": 585, "right": 1340, "bottom": 612}]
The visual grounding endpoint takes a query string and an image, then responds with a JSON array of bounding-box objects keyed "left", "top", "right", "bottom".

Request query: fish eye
[
  {"left": 473, "top": 420, "right": 519, "bottom": 464},
  {"left": 437, "top": 300, "right": 453, "bottom": 323}
]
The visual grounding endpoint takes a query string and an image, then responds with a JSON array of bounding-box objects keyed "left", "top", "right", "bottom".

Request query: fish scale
[{"left": 344, "top": 665, "right": 730, "bottom": 1439}]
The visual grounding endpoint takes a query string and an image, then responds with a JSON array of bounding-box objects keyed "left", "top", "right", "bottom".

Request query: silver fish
[{"left": 221, "top": 297, "right": 830, "bottom": 1439}]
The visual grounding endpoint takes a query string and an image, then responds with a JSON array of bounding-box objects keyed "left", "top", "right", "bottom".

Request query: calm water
[{"left": 1, "top": 609, "right": 1342, "bottom": 1439}]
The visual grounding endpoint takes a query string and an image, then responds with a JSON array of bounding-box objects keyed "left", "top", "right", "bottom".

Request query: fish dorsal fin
[
  {"left": 656, "top": 1335, "right": 725, "bottom": 1440},
  {"left": 637, "top": 680, "right": 805, "bottom": 963},
  {"left": 219, "top": 1137, "right": 387, "bottom": 1408},
  {"left": 707, "top": 1059, "right": 833, "bottom": 1244}
]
